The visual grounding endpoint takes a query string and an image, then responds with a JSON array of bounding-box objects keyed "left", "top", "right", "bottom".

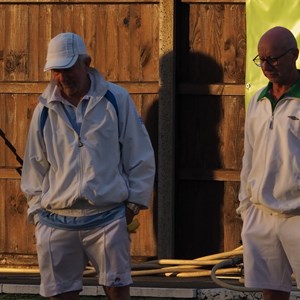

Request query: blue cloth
[
  {"left": 61, "top": 98, "right": 89, "bottom": 134},
  {"left": 39, "top": 204, "right": 125, "bottom": 231}
]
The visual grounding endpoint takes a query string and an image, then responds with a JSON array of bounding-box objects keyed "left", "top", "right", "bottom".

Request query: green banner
[{"left": 245, "top": 0, "right": 300, "bottom": 106}]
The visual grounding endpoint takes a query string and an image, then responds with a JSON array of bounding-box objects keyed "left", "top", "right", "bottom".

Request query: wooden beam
[
  {"left": 0, "top": 168, "right": 21, "bottom": 179},
  {"left": 0, "top": 0, "right": 159, "bottom": 3},
  {"left": 181, "top": 0, "right": 245, "bottom": 3},
  {"left": 178, "top": 168, "right": 241, "bottom": 182},
  {"left": 0, "top": 82, "right": 47, "bottom": 94},
  {"left": 0, "top": 254, "right": 38, "bottom": 266},
  {"left": 0, "top": 82, "right": 159, "bottom": 94},
  {"left": 178, "top": 83, "right": 245, "bottom": 96},
  {"left": 120, "top": 82, "right": 159, "bottom": 94},
  {"left": 158, "top": 0, "right": 175, "bottom": 259}
]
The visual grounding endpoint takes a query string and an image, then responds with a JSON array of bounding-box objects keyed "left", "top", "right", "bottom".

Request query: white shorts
[
  {"left": 35, "top": 216, "right": 132, "bottom": 297},
  {"left": 241, "top": 205, "right": 300, "bottom": 292}
]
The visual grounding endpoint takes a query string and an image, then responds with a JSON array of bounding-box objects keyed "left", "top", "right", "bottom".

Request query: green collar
[{"left": 257, "top": 75, "right": 300, "bottom": 102}]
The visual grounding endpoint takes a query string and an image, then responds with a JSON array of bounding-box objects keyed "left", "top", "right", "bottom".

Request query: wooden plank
[
  {"left": 0, "top": 82, "right": 159, "bottom": 94},
  {"left": 93, "top": 3, "right": 159, "bottom": 82},
  {"left": 0, "top": 6, "right": 5, "bottom": 81},
  {"left": 223, "top": 182, "right": 242, "bottom": 252},
  {"left": 61, "top": 3, "right": 75, "bottom": 32},
  {"left": 0, "top": 180, "right": 6, "bottom": 252},
  {"left": 38, "top": 5, "right": 53, "bottom": 82},
  {"left": 140, "top": 4, "right": 159, "bottom": 80},
  {"left": 158, "top": 0, "right": 175, "bottom": 259},
  {"left": 130, "top": 196, "right": 157, "bottom": 257},
  {"left": 0, "top": 82, "right": 46, "bottom": 93},
  {"left": 28, "top": 5, "right": 40, "bottom": 80},
  {"left": 3, "top": 180, "right": 36, "bottom": 254},
  {"left": 219, "top": 96, "right": 245, "bottom": 169},
  {"left": 178, "top": 83, "right": 245, "bottom": 95},
  {"left": 4, "top": 5, "right": 29, "bottom": 82},
  {"left": 189, "top": 4, "right": 223, "bottom": 77},
  {"left": 0, "top": 95, "right": 5, "bottom": 166},
  {"left": 179, "top": 4, "right": 246, "bottom": 85},
  {"left": 130, "top": 5, "right": 142, "bottom": 81},
  {"left": 0, "top": 0, "right": 159, "bottom": 3},
  {"left": 118, "top": 5, "right": 131, "bottom": 79},
  {"left": 6, "top": 94, "right": 21, "bottom": 167},
  {"left": 182, "top": 0, "right": 245, "bottom": 3},
  {"left": 130, "top": 94, "right": 157, "bottom": 257},
  {"left": 0, "top": 254, "right": 38, "bottom": 266},
  {"left": 5, "top": 94, "right": 29, "bottom": 165},
  {"left": 0, "top": 169, "right": 21, "bottom": 179},
  {"left": 222, "top": 5, "right": 246, "bottom": 83},
  {"left": 94, "top": 5, "right": 108, "bottom": 75},
  {"left": 178, "top": 168, "right": 241, "bottom": 182},
  {"left": 76, "top": 5, "right": 97, "bottom": 60},
  {"left": 105, "top": 5, "right": 120, "bottom": 81}
]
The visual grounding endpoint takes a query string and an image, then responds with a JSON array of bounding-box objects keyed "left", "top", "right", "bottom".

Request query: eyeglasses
[{"left": 253, "top": 48, "right": 294, "bottom": 67}]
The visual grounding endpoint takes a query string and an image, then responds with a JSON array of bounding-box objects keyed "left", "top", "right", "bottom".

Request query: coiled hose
[
  {"left": 211, "top": 256, "right": 298, "bottom": 292},
  {"left": 210, "top": 256, "right": 261, "bottom": 292}
]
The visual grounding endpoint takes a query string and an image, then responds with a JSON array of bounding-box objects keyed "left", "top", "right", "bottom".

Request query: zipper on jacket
[
  {"left": 269, "top": 98, "right": 288, "bottom": 130},
  {"left": 269, "top": 115, "right": 274, "bottom": 129},
  {"left": 77, "top": 133, "right": 84, "bottom": 198},
  {"left": 78, "top": 135, "right": 83, "bottom": 147}
]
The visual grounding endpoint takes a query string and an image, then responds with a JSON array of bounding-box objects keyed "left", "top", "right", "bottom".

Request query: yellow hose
[
  {"left": 0, "top": 267, "right": 40, "bottom": 274},
  {"left": 0, "top": 246, "right": 244, "bottom": 280},
  {"left": 165, "top": 267, "right": 241, "bottom": 278}
]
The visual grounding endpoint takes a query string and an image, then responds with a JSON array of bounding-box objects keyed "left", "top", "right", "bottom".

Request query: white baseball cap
[{"left": 44, "top": 32, "right": 87, "bottom": 71}]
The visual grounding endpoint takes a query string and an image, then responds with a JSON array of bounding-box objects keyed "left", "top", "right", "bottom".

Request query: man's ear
[{"left": 292, "top": 48, "right": 299, "bottom": 61}]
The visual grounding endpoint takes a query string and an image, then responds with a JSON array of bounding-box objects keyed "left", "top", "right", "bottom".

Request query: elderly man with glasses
[{"left": 237, "top": 26, "right": 300, "bottom": 300}]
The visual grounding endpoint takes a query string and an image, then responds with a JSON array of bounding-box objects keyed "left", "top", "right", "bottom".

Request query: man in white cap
[{"left": 21, "top": 32, "right": 155, "bottom": 300}]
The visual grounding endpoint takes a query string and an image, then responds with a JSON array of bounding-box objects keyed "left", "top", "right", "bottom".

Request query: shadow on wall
[
  {"left": 174, "top": 3, "right": 224, "bottom": 259},
  {"left": 156, "top": 48, "right": 224, "bottom": 259},
  {"left": 143, "top": 2, "right": 231, "bottom": 258},
  {"left": 175, "top": 52, "right": 224, "bottom": 259}
]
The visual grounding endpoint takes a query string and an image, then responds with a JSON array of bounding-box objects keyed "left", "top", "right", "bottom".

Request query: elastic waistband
[
  {"left": 254, "top": 204, "right": 297, "bottom": 219},
  {"left": 46, "top": 198, "right": 110, "bottom": 217},
  {"left": 47, "top": 208, "right": 104, "bottom": 217}
]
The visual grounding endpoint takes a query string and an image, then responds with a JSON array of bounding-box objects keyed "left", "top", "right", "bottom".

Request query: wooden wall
[
  {"left": 0, "top": 0, "right": 247, "bottom": 265},
  {"left": 0, "top": 0, "right": 159, "bottom": 265}
]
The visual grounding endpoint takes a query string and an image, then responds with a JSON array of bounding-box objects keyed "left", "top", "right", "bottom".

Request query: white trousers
[
  {"left": 242, "top": 205, "right": 300, "bottom": 292},
  {"left": 35, "top": 217, "right": 132, "bottom": 297}
]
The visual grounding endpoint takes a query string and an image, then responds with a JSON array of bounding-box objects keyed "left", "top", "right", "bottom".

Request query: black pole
[{"left": 0, "top": 128, "right": 23, "bottom": 175}]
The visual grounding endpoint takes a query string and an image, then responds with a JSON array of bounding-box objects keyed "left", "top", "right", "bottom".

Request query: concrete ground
[{"left": 1, "top": 274, "right": 300, "bottom": 299}]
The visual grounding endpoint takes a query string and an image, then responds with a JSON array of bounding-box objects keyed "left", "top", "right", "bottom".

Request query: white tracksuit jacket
[
  {"left": 21, "top": 68, "right": 155, "bottom": 222},
  {"left": 237, "top": 81, "right": 300, "bottom": 217}
]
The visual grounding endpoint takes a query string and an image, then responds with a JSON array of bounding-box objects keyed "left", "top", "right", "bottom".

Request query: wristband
[{"left": 126, "top": 202, "right": 140, "bottom": 215}]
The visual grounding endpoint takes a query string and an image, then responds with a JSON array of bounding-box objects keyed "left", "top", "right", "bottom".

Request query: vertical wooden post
[{"left": 158, "top": 0, "right": 175, "bottom": 258}]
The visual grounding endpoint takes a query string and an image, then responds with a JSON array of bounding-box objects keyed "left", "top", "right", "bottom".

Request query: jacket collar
[
  {"left": 39, "top": 67, "right": 109, "bottom": 107},
  {"left": 257, "top": 74, "right": 300, "bottom": 102}
]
